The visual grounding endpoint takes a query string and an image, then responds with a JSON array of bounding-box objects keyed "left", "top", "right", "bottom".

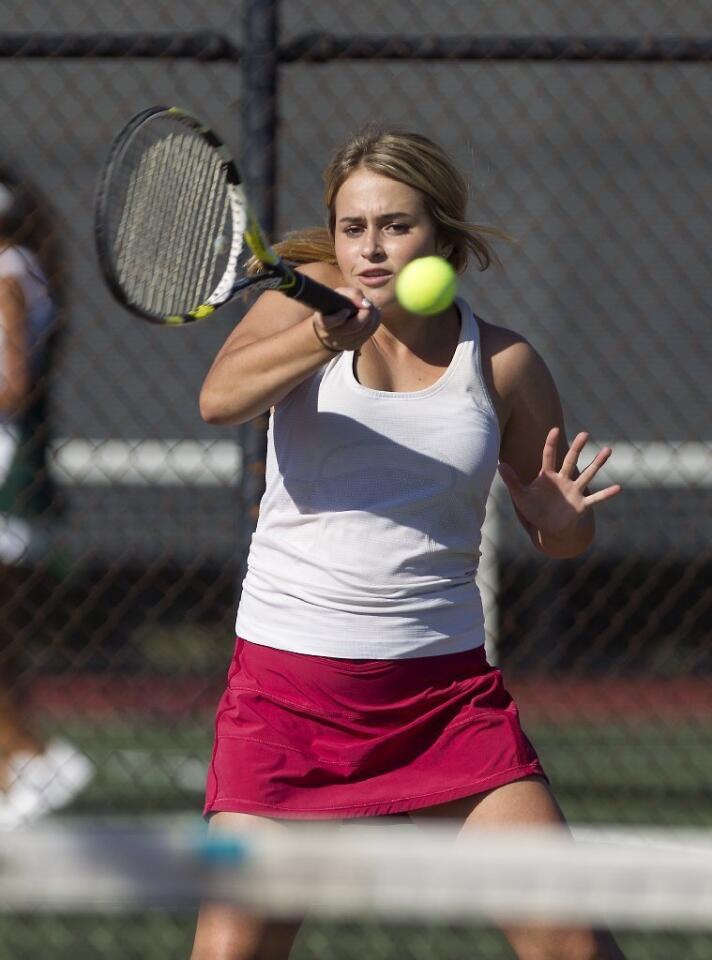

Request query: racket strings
[
  {"left": 115, "top": 134, "right": 178, "bottom": 311},
  {"left": 209, "top": 184, "right": 247, "bottom": 305},
  {"left": 143, "top": 132, "right": 182, "bottom": 313},
  {"left": 112, "top": 125, "right": 236, "bottom": 316},
  {"left": 157, "top": 133, "right": 193, "bottom": 311},
  {"left": 175, "top": 135, "right": 213, "bottom": 308},
  {"left": 195, "top": 157, "right": 226, "bottom": 304}
]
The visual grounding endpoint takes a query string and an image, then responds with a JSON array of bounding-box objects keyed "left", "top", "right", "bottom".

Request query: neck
[{"left": 373, "top": 302, "right": 460, "bottom": 355}]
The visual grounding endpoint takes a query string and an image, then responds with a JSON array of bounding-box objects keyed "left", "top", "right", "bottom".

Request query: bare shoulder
[
  {"left": 479, "top": 317, "right": 543, "bottom": 379},
  {"left": 479, "top": 320, "right": 549, "bottom": 394},
  {"left": 478, "top": 317, "right": 558, "bottom": 429}
]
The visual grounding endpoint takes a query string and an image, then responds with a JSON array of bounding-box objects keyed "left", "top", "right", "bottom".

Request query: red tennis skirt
[{"left": 204, "top": 637, "right": 546, "bottom": 820}]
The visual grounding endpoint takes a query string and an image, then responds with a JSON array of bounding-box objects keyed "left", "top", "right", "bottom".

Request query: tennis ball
[{"left": 395, "top": 256, "right": 458, "bottom": 316}]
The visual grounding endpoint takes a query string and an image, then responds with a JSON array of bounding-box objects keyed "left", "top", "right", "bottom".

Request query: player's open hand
[
  {"left": 497, "top": 427, "right": 621, "bottom": 539},
  {"left": 311, "top": 287, "right": 381, "bottom": 353}
]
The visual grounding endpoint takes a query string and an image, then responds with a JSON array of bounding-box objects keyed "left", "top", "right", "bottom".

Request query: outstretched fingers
[
  {"left": 560, "top": 431, "right": 589, "bottom": 478},
  {"left": 577, "top": 445, "right": 622, "bottom": 505},
  {"left": 560, "top": 433, "right": 622, "bottom": 507},
  {"left": 576, "top": 445, "right": 612, "bottom": 488},
  {"left": 540, "top": 427, "right": 561, "bottom": 472},
  {"left": 584, "top": 482, "right": 622, "bottom": 506}
]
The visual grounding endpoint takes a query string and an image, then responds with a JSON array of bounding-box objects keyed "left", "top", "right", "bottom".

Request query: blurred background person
[{"left": 0, "top": 166, "right": 92, "bottom": 829}]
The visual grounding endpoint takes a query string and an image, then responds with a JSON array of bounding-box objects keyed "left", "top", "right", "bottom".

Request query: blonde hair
[{"left": 261, "top": 126, "right": 510, "bottom": 275}]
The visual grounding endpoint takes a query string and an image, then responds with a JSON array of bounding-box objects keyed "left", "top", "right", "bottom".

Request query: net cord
[{"left": 2, "top": 822, "right": 712, "bottom": 927}]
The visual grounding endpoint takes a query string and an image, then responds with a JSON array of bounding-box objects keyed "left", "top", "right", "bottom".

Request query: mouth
[{"left": 357, "top": 270, "right": 393, "bottom": 287}]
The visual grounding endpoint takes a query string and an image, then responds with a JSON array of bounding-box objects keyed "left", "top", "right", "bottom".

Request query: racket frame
[{"left": 95, "top": 106, "right": 356, "bottom": 325}]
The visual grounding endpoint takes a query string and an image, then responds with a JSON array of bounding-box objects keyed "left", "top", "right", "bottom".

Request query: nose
[{"left": 360, "top": 228, "right": 386, "bottom": 261}]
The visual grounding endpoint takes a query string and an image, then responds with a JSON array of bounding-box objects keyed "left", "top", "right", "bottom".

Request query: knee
[
  {"left": 515, "top": 928, "right": 623, "bottom": 960},
  {"left": 191, "top": 910, "right": 301, "bottom": 960}
]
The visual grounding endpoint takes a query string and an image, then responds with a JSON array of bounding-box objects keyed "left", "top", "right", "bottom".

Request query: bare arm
[
  {"left": 199, "top": 262, "right": 379, "bottom": 425},
  {"left": 0, "top": 275, "right": 29, "bottom": 416},
  {"left": 493, "top": 334, "right": 620, "bottom": 559}
]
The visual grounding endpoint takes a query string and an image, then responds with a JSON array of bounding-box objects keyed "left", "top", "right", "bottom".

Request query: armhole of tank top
[
  {"left": 273, "top": 357, "right": 335, "bottom": 417},
  {"left": 471, "top": 312, "right": 501, "bottom": 446}
]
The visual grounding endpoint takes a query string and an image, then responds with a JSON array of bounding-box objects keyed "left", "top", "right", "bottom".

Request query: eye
[
  {"left": 385, "top": 222, "right": 410, "bottom": 234},
  {"left": 343, "top": 225, "right": 363, "bottom": 237}
]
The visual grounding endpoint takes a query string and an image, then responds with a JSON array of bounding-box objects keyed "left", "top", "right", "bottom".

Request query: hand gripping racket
[{"left": 94, "top": 106, "right": 356, "bottom": 325}]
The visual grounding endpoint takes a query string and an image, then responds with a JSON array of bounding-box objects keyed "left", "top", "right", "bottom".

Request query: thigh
[
  {"left": 410, "top": 782, "right": 625, "bottom": 959},
  {"left": 462, "top": 775, "right": 568, "bottom": 830},
  {"left": 408, "top": 775, "right": 565, "bottom": 830},
  {"left": 191, "top": 812, "right": 304, "bottom": 960}
]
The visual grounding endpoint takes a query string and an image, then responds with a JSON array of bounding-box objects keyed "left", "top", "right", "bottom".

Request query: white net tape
[{"left": 2, "top": 820, "right": 712, "bottom": 929}]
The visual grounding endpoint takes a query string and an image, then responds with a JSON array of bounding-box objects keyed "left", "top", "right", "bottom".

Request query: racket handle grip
[{"left": 288, "top": 271, "right": 358, "bottom": 317}]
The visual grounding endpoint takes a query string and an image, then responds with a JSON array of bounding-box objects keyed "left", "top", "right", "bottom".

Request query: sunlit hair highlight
[{"left": 263, "top": 126, "right": 511, "bottom": 275}]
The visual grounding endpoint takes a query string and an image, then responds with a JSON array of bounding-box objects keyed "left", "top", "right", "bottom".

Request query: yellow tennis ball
[{"left": 395, "top": 256, "right": 458, "bottom": 316}]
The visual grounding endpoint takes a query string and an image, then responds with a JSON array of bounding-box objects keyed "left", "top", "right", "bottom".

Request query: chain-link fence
[{"left": 0, "top": 1, "right": 710, "bottom": 957}]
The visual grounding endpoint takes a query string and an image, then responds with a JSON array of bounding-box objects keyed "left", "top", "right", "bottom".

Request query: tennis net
[{"left": 3, "top": 818, "right": 712, "bottom": 931}]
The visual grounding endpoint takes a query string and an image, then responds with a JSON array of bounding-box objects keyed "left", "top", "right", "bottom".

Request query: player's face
[{"left": 333, "top": 168, "right": 441, "bottom": 309}]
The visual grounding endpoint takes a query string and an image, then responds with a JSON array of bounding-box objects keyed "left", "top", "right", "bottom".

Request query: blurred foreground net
[{"left": 2, "top": 819, "right": 712, "bottom": 959}]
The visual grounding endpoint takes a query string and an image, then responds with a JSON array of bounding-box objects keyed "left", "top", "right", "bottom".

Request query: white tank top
[{"left": 236, "top": 298, "right": 500, "bottom": 658}]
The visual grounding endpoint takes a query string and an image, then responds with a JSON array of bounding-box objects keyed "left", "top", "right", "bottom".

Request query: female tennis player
[{"left": 192, "top": 128, "right": 626, "bottom": 960}]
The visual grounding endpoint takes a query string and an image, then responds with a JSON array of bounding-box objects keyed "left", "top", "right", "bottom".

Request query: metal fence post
[{"left": 239, "top": 0, "right": 279, "bottom": 578}]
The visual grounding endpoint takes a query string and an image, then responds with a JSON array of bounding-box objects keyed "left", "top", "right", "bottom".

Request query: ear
[{"left": 437, "top": 241, "right": 455, "bottom": 261}]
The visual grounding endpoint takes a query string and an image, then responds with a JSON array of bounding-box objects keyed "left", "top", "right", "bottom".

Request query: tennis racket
[{"left": 94, "top": 106, "right": 356, "bottom": 325}]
